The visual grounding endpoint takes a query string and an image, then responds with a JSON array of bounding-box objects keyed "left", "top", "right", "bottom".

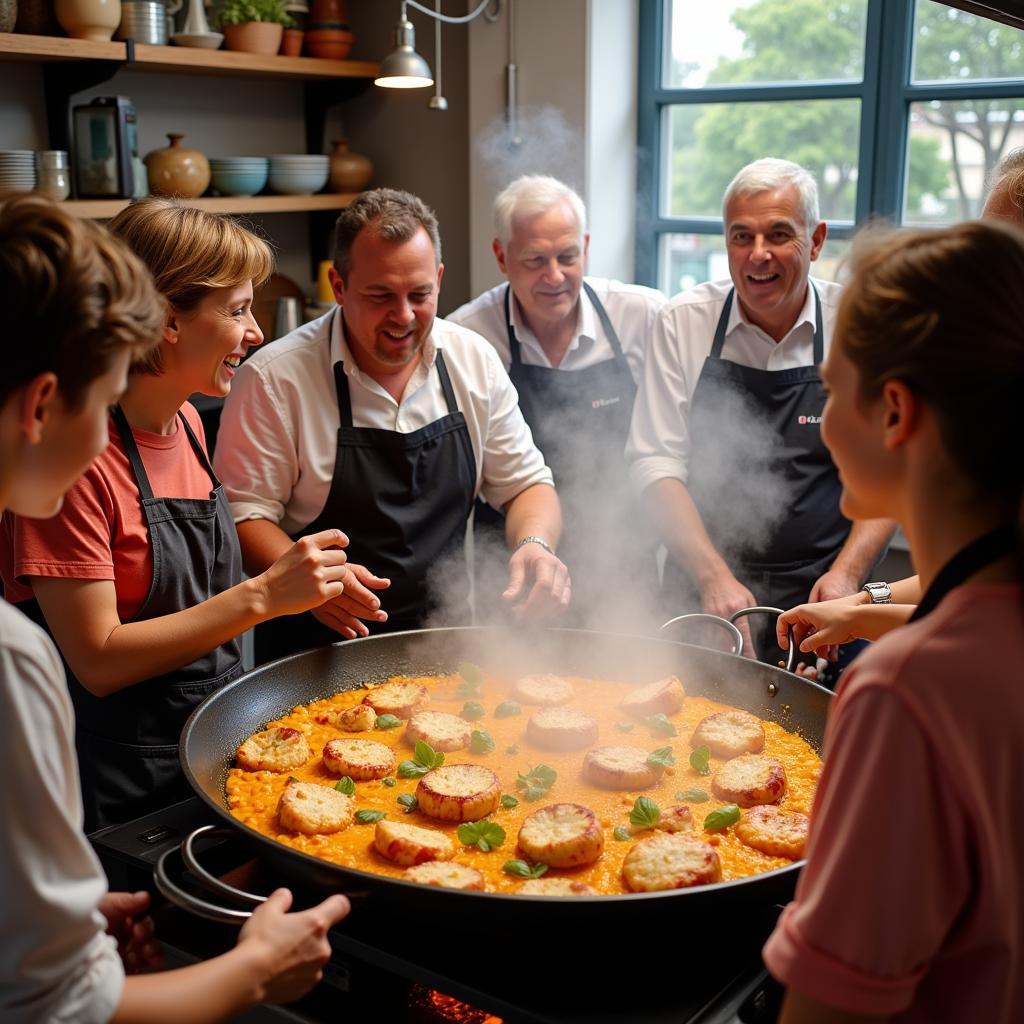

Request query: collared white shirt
[
  {"left": 214, "top": 309, "right": 553, "bottom": 534},
  {"left": 626, "top": 276, "right": 842, "bottom": 493},
  {"left": 446, "top": 276, "right": 666, "bottom": 384}
]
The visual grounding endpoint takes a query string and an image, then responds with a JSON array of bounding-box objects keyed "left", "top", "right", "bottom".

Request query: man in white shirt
[
  {"left": 215, "top": 189, "right": 570, "bottom": 663},
  {"left": 627, "top": 158, "right": 894, "bottom": 659},
  {"left": 448, "top": 175, "right": 665, "bottom": 627}
]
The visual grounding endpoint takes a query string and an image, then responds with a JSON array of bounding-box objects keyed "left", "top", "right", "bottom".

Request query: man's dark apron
[
  {"left": 473, "top": 283, "right": 655, "bottom": 624},
  {"left": 23, "top": 407, "right": 244, "bottom": 832},
  {"left": 665, "top": 286, "right": 851, "bottom": 660},
  {"left": 254, "top": 329, "right": 477, "bottom": 665}
]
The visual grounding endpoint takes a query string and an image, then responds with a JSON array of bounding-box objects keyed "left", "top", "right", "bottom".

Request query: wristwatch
[
  {"left": 861, "top": 581, "right": 893, "bottom": 604},
  {"left": 514, "top": 535, "right": 554, "bottom": 555}
]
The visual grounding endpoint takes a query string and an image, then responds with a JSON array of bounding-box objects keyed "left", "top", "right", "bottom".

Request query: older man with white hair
[
  {"left": 627, "top": 158, "right": 894, "bottom": 662},
  {"left": 449, "top": 175, "right": 666, "bottom": 625}
]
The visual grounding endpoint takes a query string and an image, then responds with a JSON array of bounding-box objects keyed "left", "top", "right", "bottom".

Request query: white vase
[{"left": 181, "top": 0, "right": 210, "bottom": 34}]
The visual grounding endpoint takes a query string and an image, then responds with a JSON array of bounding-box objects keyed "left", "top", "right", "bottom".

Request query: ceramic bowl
[
  {"left": 267, "top": 167, "right": 329, "bottom": 195},
  {"left": 171, "top": 31, "right": 224, "bottom": 49},
  {"left": 211, "top": 167, "right": 269, "bottom": 197}
]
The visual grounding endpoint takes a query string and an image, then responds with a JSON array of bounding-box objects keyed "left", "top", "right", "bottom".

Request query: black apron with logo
[
  {"left": 665, "top": 286, "right": 851, "bottom": 657},
  {"left": 23, "top": 407, "right": 244, "bottom": 832},
  {"left": 254, "top": 331, "right": 478, "bottom": 665},
  {"left": 473, "top": 283, "right": 655, "bottom": 625}
]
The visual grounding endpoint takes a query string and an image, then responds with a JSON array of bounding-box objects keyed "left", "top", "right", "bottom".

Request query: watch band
[
  {"left": 514, "top": 535, "right": 554, "bottom": 555},
  {"left": 861, "top": 581, "right": 893, "bottom": 604}
]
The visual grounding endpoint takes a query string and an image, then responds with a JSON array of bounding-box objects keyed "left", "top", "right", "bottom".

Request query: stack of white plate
[
  {"left": 268, "top": 154, "right": 329, "bottom": 196},
  {"left": 0, "top": 151, "right": 37, "bottom": 194}
]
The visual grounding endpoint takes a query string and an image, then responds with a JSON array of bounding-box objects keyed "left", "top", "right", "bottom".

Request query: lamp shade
[{"left": 375, "top": 14, "right": 433, "bottom": 89}]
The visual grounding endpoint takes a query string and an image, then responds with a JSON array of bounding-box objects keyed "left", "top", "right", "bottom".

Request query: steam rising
[{"left": 474, "top": 106, "right": 583, "bottom": 194}]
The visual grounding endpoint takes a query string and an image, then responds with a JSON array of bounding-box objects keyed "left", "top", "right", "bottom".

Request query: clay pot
[
  {"left": 144, "top": 133, "right": 211, "bottom": 199},
  {"left": 279, "top": 26, "right": 303, "bottom": 56},
  {"left": 0, "top": 0, "right": 17, "bottom": 33},
  {"left": 308, "top": 0, "right": 344, "bottom": 26},
  {"left": 305, "top": 26, "right": 350, "bottom": 58},
  {"left": 328, "top": 138, "right": 372, "bottom": 193},
  {"left": 223, "top": 20, "right": 283, "bottom": 55},
  {"left": 55, "top": 0, "right": 121, "bottom": 40}
]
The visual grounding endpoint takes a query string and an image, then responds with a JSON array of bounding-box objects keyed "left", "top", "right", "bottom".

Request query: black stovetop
[{"left": 91, "top": 798, "right": 784, "bottom": 1024}]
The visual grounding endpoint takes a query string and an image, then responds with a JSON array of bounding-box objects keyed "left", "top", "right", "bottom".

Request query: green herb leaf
[
  {"left": 470, "top": 729, "right": 495, "bottom": 754},
  {"left": 502, "top": 859, "right": 548, "bottom": 879},
  {"left": 646, "top": 746, "right": 676, "bottom": 769},
  {"left": 515, "top": 764, "right": 557, "bottom": 800},
  {"left": 397, "top": 793, "right": 418, "bottom": 813},
  {"left": 375, "top": 713, "right": 402, "bottom": 730},
  {"left": 615, "top": 720, "right": 635, "bottom": 733},
  {"left": 397, "top": 759, "right": 429, "bottom": 779},
  {"left": 461, "top": 701, "right": 486, "bottom": 721},
  {"left": 646, "top": 713, "right": 679, "bottom": 737},
  {"left": 413, "top": 740, "right": 445, "bottom": 769},
  {"left": 703, "top": 804, "right": 741, "bottom": 832},
  {"left": 629, "top": 795, "right": 661, "bottom": 830},
  {"left": 494, "top": 701, "right": 522, "bottom": 718},
  {"left": 675, "top": 788, "right": 709, "bottom": 802},
  {"left": 457, "top": 820, "right": 506, "bottom": 852},
  {"left": 287, "top": 775, "right": 299, "bottom": 783},
  {"left": 456, "top": 661, "right": 485, "bottom": 697},
  {"left": 354, "top": 809, "right": 386, "bottom": 824},
  {"left": 689, "top": 745, "right": 711, "bottom": 776},
  {"left": 613, "top": 825, "right": 632, "bottom": 841},
  {"left": 334, "top": 776, "right": 355, "bottom": 795},
  {"left": 382, "top": 776, "right": 397, "bottom": 787},
  {"left": 506, "top": 744, "right": 519, "bottom": 755},
  {"left": 500, "top": 793, "right": 519, "bottom": 809}
]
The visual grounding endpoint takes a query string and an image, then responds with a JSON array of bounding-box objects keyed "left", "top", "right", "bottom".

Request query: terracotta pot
[
  {"left": 304, "top": 25, "right": 351, "bottom": 58},
  {"left": 55, "top": 0, "right": 121, "bottom": 40},
  {"left": 328, "top": 138, "right": 372, "bottom": 193},
  {"left": 279, "top": 27, "right": 303, "bottom": 56},
  {"left": 144, "top": 132, "right": 211, "bottom": 199},
  {"left": 307, "top": 0, "right": 343, "bottom": 26},
  {"left": 223, "top": 20, "right": 283, "bottom": 55}
]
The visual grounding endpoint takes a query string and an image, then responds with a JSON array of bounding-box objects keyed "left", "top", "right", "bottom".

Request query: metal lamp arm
[{"left": 404, "top": 0, "right": 499, "bottom": 25}]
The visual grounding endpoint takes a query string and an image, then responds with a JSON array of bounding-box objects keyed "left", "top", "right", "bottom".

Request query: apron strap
[
  {"left": 504, "top": 283, "right": 524, "bottom": 369},
  {"left": 177, "top": 411, "right": 220, "bottom": 494},
  {"left": 110, "top": 405, "right": 155, "bottom": 501},
  {"left": 582, "top": 281, "right": 626, "bottom": 359},
  {"left": 709, "top": 284, "right": 824, "bottom": 362},
  {"left": 811, "top": 283, "right": 824, "bottom": 364},
  {"left": 434, "top": 350, "right": 460, "bottom": 415},
  {"left": 709, "top": 290, "right": 734, "bottom": 359}
]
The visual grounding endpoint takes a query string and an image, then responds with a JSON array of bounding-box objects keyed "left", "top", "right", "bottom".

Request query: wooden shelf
[
  {"left": 62, "top": 192, "right": 359, "bottom": 219},
  {"left": 0, "top": 33, "right": 378, "bottom": 81}
]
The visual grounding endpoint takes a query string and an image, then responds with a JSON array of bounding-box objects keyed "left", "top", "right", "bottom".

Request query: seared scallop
[
  {"left": 582, "top": 746, "right": 663, "bottom": 790},
  {"left": 525, "top": 707, "right": 598, "bottom": 752},
  {"left": 512, "top": 673, "right": 575, "bottom": 706},
  {"left": 653, "top": 804, "right": 693, "bottom": 834},
  {"left": 518, "top": 878, "right": 598, "bottom": 897},
  {"left": 277, "top": 782, "right": 355, "bottom": 835},
  {"left": 691, "top": 710, "right": 765, "bottom": 758},
  {"left": 622, "top": 833, "right": 722, "bottom": 892},
  {"left": 363, "top": 680, "right": 429, "bottom": 720},
  {"left": 322, "top": 738, "right": 396, "bottom": 781},
  {"left": 236, "top": 726, "right": 312, "bottom": 773},
  {"left": 403, "top": 861, "right": 486, "bottom": 890},
  {"left": 416, "top": 764, "right": 501, "bottom": 822},
  {"left": 374, "top": 819, "right": 455, "bottom": 866},
  {"left": 711, "top": 754, "right": 787, "bottom": 808},
  {"left": 735, "top": 805, "right": 809, "bottom": 859},
  {"left": 315, "top": 704, "right": 378, "bottom": 732},
  {"left": 517, "top": 803, "right": 604, "bottom": 869},
  {"left": 405, "top": 711, "right": 471, "bottom": 753},
  {"left": 619, "top": 675, "right": 685, "bottom": 718}
]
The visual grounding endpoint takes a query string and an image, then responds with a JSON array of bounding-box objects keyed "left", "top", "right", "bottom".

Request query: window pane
[
  {"left": 664, "top": 100, "right": 861, "bottom": 221},
  {"left": 903, "top": 100, "right": 1024, "bottom": 224},
  {"left": 665, "top": 0, "right": 867, "bottom": 89},
  {"left": 912, "top": 0, "right": 1024, "bottom": 84},
  {"left": 658, "top": 233, "right": 850, "bottom": 298}
]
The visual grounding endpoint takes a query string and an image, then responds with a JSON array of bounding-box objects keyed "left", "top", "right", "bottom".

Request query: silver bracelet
[{"left": 514, "top": 535, "right": 554, "bottom": 555}]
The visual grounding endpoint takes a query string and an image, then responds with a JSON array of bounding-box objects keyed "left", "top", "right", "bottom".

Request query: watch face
[{"left": 864, "top": 582, "right": 892, "bottom": 603}]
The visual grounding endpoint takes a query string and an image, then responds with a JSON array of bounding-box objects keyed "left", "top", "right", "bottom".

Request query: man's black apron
[
  {"left": 24, "top": 407, "right": 244, "bottom": 832},
  {"left": 665, "top": 286, "right": 851, "bottom": 659},
  {"left": 473, "top": 282, "right": 655, "bottom": 625},
  {"left": 254, "top": 330, "right": 477, "bottom": 665}
]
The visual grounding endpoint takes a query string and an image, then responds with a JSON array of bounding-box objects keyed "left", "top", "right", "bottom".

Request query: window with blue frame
[{"left": 637, "top": 0, "right": 1024, "bottom": 296}]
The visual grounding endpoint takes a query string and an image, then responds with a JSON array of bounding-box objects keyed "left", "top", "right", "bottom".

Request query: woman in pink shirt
[{"left": 763, "top": 220, "right": 1024, "bottom": 1023}]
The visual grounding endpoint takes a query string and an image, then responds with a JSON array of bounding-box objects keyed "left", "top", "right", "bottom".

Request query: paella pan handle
[
  {"left": 728, "top": 606, "right": 797, "bottom": 674},
  {"left": 658, "top": 612, "right": 745, "bottom": 657},
  {"left": 182, "top": 825, "right": 270, "bottom": 908}
]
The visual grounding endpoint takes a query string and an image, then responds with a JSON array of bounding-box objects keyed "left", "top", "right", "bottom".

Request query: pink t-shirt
[
  {"left": 0, "top": 405, "right": 213, "bottom": 623},
  {"left": 763, "top": 582, "right": 1024, "bottom": 1022}
]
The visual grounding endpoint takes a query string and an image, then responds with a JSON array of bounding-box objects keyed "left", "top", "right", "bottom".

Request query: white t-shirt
[
  {"left": 626, "top": 277, "right": 842, "bottom": 493},
  {"left": 446, "top": 276, "right": 666, "bottom": 385},
  {"left": 0, "top": 598, "right": 123, "bottom": 1024},
  {"left": 214, "top": 310, "right": 554, "bottom": 531}
]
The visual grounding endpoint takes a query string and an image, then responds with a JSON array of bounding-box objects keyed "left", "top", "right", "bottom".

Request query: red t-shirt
[{"left": 1, "top": 404, "right": 214, "bottom": 623}]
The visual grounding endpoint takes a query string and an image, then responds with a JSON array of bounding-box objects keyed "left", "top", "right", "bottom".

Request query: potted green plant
[{"left": 218, "top": 0, "right": 293, "bottom": 55}]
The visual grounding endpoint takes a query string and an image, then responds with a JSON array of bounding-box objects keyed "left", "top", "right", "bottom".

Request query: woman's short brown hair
[
  {"left": 1, "top": 194, "right": 163, "bottom": 410},
  {"left": 837, "top": 219, "right": 1024, "bottom": 502},
  {"left": 108, "top": 198, "right": 274, "bottom": 374}
]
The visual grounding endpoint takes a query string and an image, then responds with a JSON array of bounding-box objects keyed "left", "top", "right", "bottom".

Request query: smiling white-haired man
[
  {"left": 627, "top": 157, "right": 894, "bottom": 667},
  {"left": 448, "top": 174, "right": 666, "bottom": 627}
]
